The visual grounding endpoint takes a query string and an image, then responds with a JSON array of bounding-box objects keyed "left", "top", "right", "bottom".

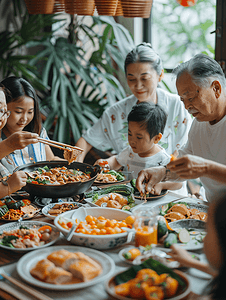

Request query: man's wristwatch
[{"left": 163, "top": 165, "right": 171, "bottom": 181}]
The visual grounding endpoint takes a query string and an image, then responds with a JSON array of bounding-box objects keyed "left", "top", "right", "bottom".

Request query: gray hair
[
  {"left": 124, "top": 43, "right": 163, "bottom": 75},
  {"left": 173, "top": 54, "right": 226, "bottom": 91}
]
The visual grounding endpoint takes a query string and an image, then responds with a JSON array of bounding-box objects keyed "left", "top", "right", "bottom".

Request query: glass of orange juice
[{"left": 133, "top": 207, "right": 158, "bottom": 247}]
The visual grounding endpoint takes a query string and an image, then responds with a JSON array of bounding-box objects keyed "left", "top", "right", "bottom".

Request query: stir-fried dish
[
  {"left": 26, "top": 166, "right": 91, "bottom": 185},
  {"left": 0, "top": 225, "right": 53, "bottom": 248}
]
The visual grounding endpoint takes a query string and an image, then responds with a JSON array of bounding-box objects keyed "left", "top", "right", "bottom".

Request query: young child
[
  {"left": 95, "top": 102, "right": 182, "bottom": 195},
  {"left": 0, "top": 76, "right": 61, "bottom": 177},
  {"left": 0, "top": 84, "right": 27, "bottom": 198},
  {"left": 169, "top": 197, "right": 226, "bottom": 299}
]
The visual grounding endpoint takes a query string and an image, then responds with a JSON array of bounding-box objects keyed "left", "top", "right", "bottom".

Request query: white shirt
[
  {"left": 179, "top": 116, "right": 226, "bottom": 202},
  {"left": 82, "top": 88, "right": 193, "bottom": 155},
  {"left": 116, "top": 145, "right": 170, "bottom": 178}
]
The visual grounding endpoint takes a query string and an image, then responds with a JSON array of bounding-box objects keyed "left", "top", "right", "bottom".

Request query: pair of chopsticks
[
  {"left": 0, "top": 273, "right": 53, "bottom": 300},
  {"left": 37, "top": 137, "right": 84, "bottom": 152}
]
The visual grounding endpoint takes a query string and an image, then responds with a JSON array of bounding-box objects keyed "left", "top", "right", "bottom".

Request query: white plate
[
  {"left": 17, "top": 245, "right": 115, "bottom": 290},
  {"left": 42, "top": 202, "right": 81, "bottom": 220},
  {"left": 85, "top": 193, "right": 144, "bottom": 211},
  {"left": 0, "top": 221, "right": 60, "bottom": 252}
]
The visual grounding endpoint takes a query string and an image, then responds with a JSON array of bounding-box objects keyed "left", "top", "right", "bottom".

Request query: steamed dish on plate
[
  {"left": 26, "top": 166, "right": 91, "bottom": 185},
  {"left": 30, "top": 249, "right": 102, "bottom": 284},
  {"left": 92, "top": 192, "right": 135, "bottom": 210},
  {"left": 115, "top": 268, "right": 179, "bottom": 299},
  {"left": 0, "top": 225, "right": 53, "bottom": 248},
  {"left": 160, "top": 202, "right": 208, "bottom": 223}
]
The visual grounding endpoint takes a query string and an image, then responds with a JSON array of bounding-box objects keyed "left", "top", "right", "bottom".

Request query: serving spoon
[{"left": 66, "top": 207, "right": 87, "bottom": 241}]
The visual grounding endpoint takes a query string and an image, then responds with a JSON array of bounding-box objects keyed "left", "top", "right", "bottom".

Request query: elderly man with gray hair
[{"left": 136, "top": 53, "right": 226, "bottom": 202}]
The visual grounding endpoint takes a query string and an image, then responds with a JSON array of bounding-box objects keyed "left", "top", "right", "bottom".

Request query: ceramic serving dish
[{"left": 54, "top": 207, "right": 133, "bottom": 250}]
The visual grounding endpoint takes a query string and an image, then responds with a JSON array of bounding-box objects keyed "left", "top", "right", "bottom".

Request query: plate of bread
[{"left": 17, "top": 245, "right": 115, "bottom": 290}]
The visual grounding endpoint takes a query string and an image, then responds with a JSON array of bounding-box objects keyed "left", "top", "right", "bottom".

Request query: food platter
[
  {"left": 84, "top": 193, "right": 145, "bottom": 211},
  {"left": 0, "top": 221, "right": 60, "bottom": 252},
  {"left": 42, "top": 202, "right": 82, "bottom": 220},
  {"left": 93, "top": 170, "right": 127, "bottom": 185},
  {"left": 17, "top": 245, "right": 115, "bottom": 290},
  {"left": 0, "top": 199, "right": 40, "bottom": 222}
]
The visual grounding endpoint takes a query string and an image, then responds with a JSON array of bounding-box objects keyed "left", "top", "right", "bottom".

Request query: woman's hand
[
  {"left": 136, "top": 166, "right": 166, "bottom": 194},
  {"left": 169, "top": 244, "right": 195, "bottom": 268},
  {"left": 8, "top": 171, "right": 27, "bottom": 194},
  {"left": 5, "top": 131, "right": 39, "bottom": 151},
  {"left": 167, "top": 154, "right": 208, "bottom": 179}
]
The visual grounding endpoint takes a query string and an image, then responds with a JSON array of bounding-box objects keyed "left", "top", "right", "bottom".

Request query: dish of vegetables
[
  {"left": 0, "top": 198, "right": 39, "bottom": 221},
  {"left": 0, "top": 221, "right": 60, "bottom": 252},
  {"left": 157, "top": 216, "right": 206, "bottom": 251},
  {"left": 85, "top": 185, "right": 144, "bottom": 211}
]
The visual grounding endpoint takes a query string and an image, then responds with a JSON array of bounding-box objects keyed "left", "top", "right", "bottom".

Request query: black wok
[{"left": 14, "top": 161, "right": 101, "bottom": 198}]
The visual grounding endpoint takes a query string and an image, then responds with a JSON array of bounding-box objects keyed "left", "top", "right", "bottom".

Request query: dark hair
[
  {"left": 127, "top": 102, "right": 167, "bottom": 140},
  {"left": 1, "top": 76, "right": 42, "bottom": 134},
  {"left": 173, "top": 54, "right": 226, "bottom": 90},
  {"left": 124, "top": 43, "right": 163, "bottom": 75},
  {"left": 207, "top": 197, "right": 226, "bottom": 299}
]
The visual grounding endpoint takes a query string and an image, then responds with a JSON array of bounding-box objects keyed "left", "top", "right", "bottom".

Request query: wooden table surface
[{"left": 0, "top": 191, "right": 211, "bottom": 299}]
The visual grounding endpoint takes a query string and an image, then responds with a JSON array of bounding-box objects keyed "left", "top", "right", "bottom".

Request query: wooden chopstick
[
  {"left": 37, "top": 137, "right": 84, "bottom": 152},
  {"left": 1, "top": 273, "right": 54, "bottom": 300}
]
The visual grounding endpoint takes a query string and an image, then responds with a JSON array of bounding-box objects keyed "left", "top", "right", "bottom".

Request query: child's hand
[
  {"left": 94, "top": 159, "right": 110, "bottom": 169},
  {"left": 150, "top": 182, "right": 164, "bottom": 195},
  {"left": 7, "top": 171, "right": 27, "bottom": 194}
]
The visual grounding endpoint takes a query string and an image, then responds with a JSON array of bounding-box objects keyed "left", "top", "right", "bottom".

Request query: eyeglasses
[{"left": 0, "top": 109, "right": 11, "bottom": 119}]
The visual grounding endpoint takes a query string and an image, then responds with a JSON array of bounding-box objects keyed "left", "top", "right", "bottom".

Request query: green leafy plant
[
  {"left": 27, "top": 15, "right": 135, "bottom": 143},
  {"left": 152, "top": 0, "right": 215, "bottom": 67}
]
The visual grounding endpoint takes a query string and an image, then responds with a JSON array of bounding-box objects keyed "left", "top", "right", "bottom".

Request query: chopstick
[
  {"left": 1, "top": 273, "right": 54, "bottom": 300},
  {"left": 37, "top": 137, "right": 84, "bottom": 152}
]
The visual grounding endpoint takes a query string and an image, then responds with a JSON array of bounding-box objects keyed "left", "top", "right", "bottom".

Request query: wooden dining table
[{"left": 0, "top": 191, "right": 211, "bottom": 300}]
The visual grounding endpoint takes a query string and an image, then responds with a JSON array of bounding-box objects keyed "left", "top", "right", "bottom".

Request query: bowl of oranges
[{"left": 54, "top": 207, "right": 135, "bottom": 250}]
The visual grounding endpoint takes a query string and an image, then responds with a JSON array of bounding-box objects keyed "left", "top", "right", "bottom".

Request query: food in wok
[{"left": 26, "top": 165, "right": 91, "bottom": 185}]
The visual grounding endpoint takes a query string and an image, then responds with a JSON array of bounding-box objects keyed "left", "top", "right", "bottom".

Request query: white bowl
[{"left": 54, "top": 207, "right": 132, "bottom": 250}]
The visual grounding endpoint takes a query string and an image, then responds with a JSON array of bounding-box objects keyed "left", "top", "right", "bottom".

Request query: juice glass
[{"left": 133, "top": 207, "right": 158, "bottom": 247}]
